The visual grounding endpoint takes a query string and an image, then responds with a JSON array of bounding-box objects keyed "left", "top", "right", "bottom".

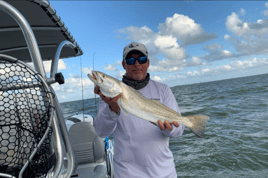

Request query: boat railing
[{"left": 0, "top": 1, "right": 77, "bottom": 177}]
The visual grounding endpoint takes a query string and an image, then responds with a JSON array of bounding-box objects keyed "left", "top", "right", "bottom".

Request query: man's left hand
[{"left": 150, "top": 120, "right": 180, "bottom": 131}]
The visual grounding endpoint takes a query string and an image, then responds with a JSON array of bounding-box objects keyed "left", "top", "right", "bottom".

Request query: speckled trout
[{"left": 87, "top": 71, "right": 209, "bottom": 138}]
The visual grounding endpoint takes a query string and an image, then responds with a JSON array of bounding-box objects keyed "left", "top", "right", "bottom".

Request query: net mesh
[{"left": 0, "top": 58, "right": 55, "bottom": 177}]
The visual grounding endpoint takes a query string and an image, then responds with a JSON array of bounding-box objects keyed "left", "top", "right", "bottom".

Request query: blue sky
[{"left": 39, "top": 1, "right": 268, "bottom": 103}]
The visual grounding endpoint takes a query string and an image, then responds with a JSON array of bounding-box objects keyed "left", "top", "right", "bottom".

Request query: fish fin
[
  {"left": 187, "top": 115, "right": 210, "bottom": 138},
  {"left": 119, "top": 105, "right": 128, "bottom": 116}
]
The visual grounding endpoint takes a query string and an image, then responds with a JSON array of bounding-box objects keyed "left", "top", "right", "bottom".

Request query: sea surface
[{"left": 60, "top": 73, "right": 268, "bottom": 177}]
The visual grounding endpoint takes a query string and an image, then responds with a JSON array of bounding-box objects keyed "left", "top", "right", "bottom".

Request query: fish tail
[{"left": 187, "top": 115, "right": 210, "bottom": 138}]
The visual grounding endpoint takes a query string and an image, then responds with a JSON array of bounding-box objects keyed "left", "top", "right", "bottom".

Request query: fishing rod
[
  {"left": 93, "top": 53, "right": 98, "bottom": 118},
  {"left": 80, "top": 56, "right": 85, "bottom": 122}
]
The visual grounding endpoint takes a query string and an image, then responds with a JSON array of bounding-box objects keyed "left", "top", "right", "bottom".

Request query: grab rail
[{"left": 47, "top": 40, "right": 78, "bottom": 85}]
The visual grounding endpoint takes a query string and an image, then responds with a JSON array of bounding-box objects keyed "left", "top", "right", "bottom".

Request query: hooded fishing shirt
[{"left": 93, "top": 79, "right": 184, "bottom": 178}]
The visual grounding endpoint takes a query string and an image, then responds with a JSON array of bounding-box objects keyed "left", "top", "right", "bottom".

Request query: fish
[{"left": 87, "top": 71, "right": 210, "bottom": 138}]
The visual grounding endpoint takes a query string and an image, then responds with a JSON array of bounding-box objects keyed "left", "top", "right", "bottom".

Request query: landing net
[{"left": 0, "top": 57, "right": 55, "bottom": 177}]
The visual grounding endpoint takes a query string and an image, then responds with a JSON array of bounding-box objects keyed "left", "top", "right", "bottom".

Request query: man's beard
[{"left": 132, "top": 74, "right": 144, "bottom": 80}]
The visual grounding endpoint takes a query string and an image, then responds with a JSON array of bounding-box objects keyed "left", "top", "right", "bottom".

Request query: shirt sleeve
[
  {"left": 93, "top": 98, "right": 120, "bottom": 138},
  {"left": 160, "top": 85, "right": 184, "bottom": 138}
]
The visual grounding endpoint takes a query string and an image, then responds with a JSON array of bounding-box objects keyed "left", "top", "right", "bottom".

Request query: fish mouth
[{"left": 87, "top": 71, "right": 103, "bottom": 85}]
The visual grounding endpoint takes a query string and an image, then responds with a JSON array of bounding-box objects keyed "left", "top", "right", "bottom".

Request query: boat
[{"left": 0, "top": 0, "right": 114, "bottom": 177}]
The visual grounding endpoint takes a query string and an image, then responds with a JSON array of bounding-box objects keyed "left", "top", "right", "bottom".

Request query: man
[{"left": 93, "top": 42, "right": 184, "bottom": 178}]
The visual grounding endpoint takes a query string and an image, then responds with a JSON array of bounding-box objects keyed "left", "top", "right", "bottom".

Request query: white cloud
[
  {"left": 51, "top": 72, "right": 96, "bottom": 102},
  {"left": 187, "top": 71, "right": 200, "bottom": 76},
  {"left": 119, "top": 11, "right": 268, "bottom": 74},
  {"left": 52, "top": 83, "right": 61, "bottom": 91},
  {"left": 139, "top": 55, "right": 265, "bottom": 86},
  {"left": 27, "top": 59, "right": 67, "bottom": 74},
  {"left": 104, "top": 60, "right": 122, "bottom": 72},
  {"left": 169, "top": 67, "right": 181, "bottom": 72},
  {"left": 82, "top": 67, "right": 93, "bottom": 75},
  {"left": 265, "top": 2, "right": 268, "bottom": 8},
  {"left": 115, "top": 60, "right": 122, "bottom": 66},
  {"left": 225, "top": 12, "right": 249, "bottom": 37},
  {"left": 262, "top": 2, "right": 268, "bottom": 16},
  {"left": 223, "top": 50, "right": 232, "bottom": 55},
  {"left": 201, "top": 42, "right": 237, "bottom": 62},
  {"left": 67, "top": 89, "right": 74, "bottom": 93},
  {"left": 104, "top": 64, "right": 117, "bottom": 71},
  {"left": 199, "top": 57, "right": 268, "bottom": 75},
  {"left": 202, "top": 43, "right": 237, "bottom": 62},
  {"left": 53, "top": 73, "right": 93, "bottom": 94},
  {"left": 158, "top": 13, "right": 217, "bottom": 46},
  {"left": 162, "top": 74, "right": 187, "bottom": 85},
  {"left": 239, "top": 8, "right": 246, "bottom": 16},
  {"left": 119, "top": 13, "right": 219, "bottom": 73},
  {"left": 184, "top": 57, "right": 203, "bottom": 67},
  {"left": 111, "top": 70, "right": 125, "bottom": 79},
  {"left": 201, "top": 68, "right": 211, "bottom": 73},
  {"left": 154, "top": 35, "right": 187, "bottom": 62},
  {"left": 149, "top": 73, "right": 187, "bottom": 86},
  {"left": 59, "top": 95, "right": 66, "bottom": 99},
  {"left": 66, "top": 73, "right": 94, "bottom": 90},
  {"left": 226, "top": 12, "right": 268, "bottom": 38},
  {"left": 152, "top": 75, "right": 164, "bottom": 82},
  {"left": 56, "top": 59, "right": 67, "bottom": 71},
  {"left": 204, "top": 43, "right": 223, "bottom": 51},
  {"left": 226, "top": 36, "right": 268, "bottom": 55},
  {"left": 230, "top": 57, "right": 268, "bottom": 68},
  {"left": 224, "top": 34, "right": 230, "bottom": 40},
  {"left": 263, "top": 10, "right": 268, "bottom": 16},
  {"left": 119, "top": 25, "right": 159, "bottom": 59},
  {"left": 119, "top": 25, "right": 155, "bottom": 42},
  {"left": 149, "top": 64, "right": 184, "bottom": 73},
  {"left": 148, "top": 65, "right": 167, "bottom": 72},
  {"left": 120, "top": 26, "right": 188, "bottom": 72}
]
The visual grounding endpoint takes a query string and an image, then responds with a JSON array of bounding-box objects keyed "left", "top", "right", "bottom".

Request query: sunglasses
[{"left": 125, "top": 56, "right": 148, "bottom": 65}]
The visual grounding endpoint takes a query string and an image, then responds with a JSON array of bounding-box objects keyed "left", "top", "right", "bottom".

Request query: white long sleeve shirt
[{"left": 93, "top": 79, "right": 184, "bottom": 178}]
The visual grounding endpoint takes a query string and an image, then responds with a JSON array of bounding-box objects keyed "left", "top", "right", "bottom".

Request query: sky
[{"left": 35, "top": 1, "right": 268, "bottom": 103}]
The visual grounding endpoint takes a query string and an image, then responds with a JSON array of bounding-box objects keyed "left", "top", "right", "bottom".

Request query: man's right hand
[{"left": 94, "top": 85, "right": 121, "bottom": 114}]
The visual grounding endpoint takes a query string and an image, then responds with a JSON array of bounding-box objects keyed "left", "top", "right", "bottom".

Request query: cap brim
[{"left": 124, "top": 49, "right": 147, "bottom": 59}]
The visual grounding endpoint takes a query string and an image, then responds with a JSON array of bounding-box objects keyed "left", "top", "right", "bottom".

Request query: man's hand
[
  {"left": 150, "top": 120, "right": 180, "bottom": 131},
  {"left": 94, "top": 85, "right": 121, "bottom": 114}
]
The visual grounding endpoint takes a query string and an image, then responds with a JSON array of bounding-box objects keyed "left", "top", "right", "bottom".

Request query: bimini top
[{"left": 0, "top": 0, "right": 83, "bottom": 62}]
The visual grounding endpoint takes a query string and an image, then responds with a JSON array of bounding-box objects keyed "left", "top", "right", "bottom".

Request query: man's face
[{"left": 122, "top": 53, "right": 149, "bottom": 81}]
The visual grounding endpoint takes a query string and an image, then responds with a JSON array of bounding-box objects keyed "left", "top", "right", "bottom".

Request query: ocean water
[{"left": 60, "top": 73, "right": 268, "bottom": 177}]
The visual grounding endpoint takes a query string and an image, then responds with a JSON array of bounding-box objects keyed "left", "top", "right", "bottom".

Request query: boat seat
[
  {"left": 73, "top": 165, "right": 106, "bottom": 178},
  {"left": 69, "top": 122, "right": 106, "bottom": 178}
]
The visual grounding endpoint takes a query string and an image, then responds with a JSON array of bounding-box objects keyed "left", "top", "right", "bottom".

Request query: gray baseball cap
[{"left": 123, "top": 42, "right": 148, "bottom": 60}]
